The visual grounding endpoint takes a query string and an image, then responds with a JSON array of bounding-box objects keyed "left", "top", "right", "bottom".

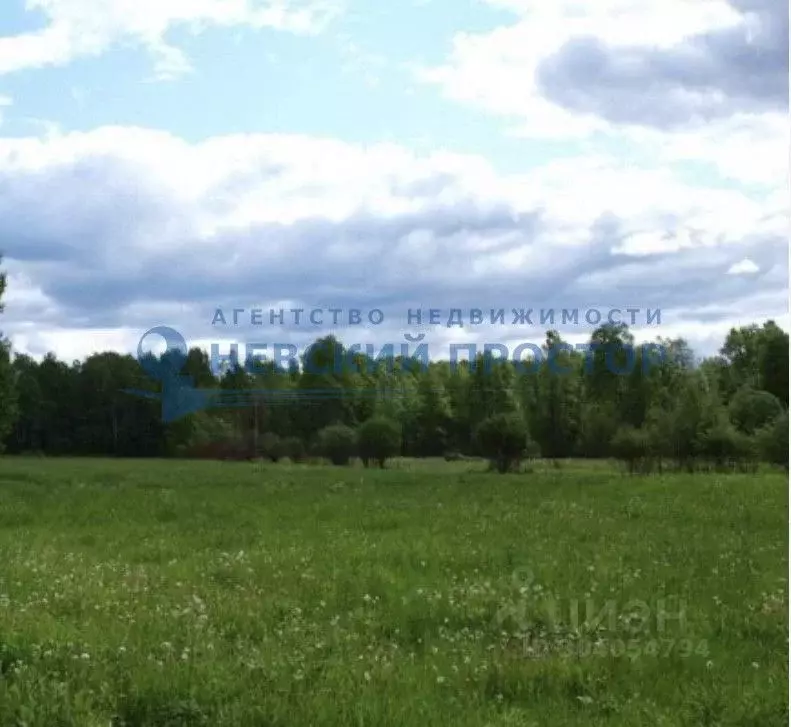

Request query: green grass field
[{"left": 0, "top": 457, "right": 787, "bottom": 726}]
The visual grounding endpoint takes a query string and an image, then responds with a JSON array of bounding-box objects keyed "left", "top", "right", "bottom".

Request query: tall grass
[{"left": 0, "top": 457, "right": 786, "bottom": 725}]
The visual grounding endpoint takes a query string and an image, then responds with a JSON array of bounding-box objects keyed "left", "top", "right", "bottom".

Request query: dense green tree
[
  {"left": 696, "top": 416, "right": 758, "bottom": 472},
  {"left": 720, "top": 324, "right": 763, "bottom": 392},
  {"left": 530, "top": 331, "right": 580, "bottom": 459},
  {"left": 357, "top": 417, "right": 401, "bottom": 468},
  {"left": 756, "top": 412, "right": 789, "bottom": 470},
  {"left": 0, "top": 259, "right": 16, "bottom": 450},
  {"left": 577, "top": 401, "right": 618, "bottom": 459},
  {"left": 474, "top": 412, "right": 531, "bottom": 474},
  {"left": 298, "top": 337, "right": 356, "bottom": 438},
  {"left": 610, "top": 426, "right": 652, "bottom": 474},
  {"left": 584, "top": 323, "right": 634, "bottom": 408},
  {"left": 0, "top": 313, "right": 786, "bottom": 468},
  {"left": 757, "top": 322, "right": 789, "bottom": 406},
  {"left": 412, "top": 369, "right": 452, "bottom": 456},
  {"left": 728, "top": 386, "right": 784, "bottom": 435},
  {"left": 443, "top": 361, "right": 473, "bottom": 453},
  {"left": 8, "top": 354, "right": 40, "bottom": 452},
  {"left": 0, "top": 340, "right": 15, "bottom": 452},
  {"left": 282, "top": 436, "right": 306, "bottom": 463},
  {"left": 176, "top": 413, "right": 236, "bottom": 458},
  {"left": 316, "top": 423, "right": 357, "bottom": 466},
  {"left": 717, "top": 322, "right": 788, "bottom": 401},
  {"left": 258, "top": 432, "right": 284, "bottom": 462},
  {"left": 468, "top": 350, "right": 518, "bottom": 429}
]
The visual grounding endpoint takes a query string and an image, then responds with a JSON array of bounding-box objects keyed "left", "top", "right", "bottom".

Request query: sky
[{"left": 0, "top": 0, "right": 787, "bottom": 365}]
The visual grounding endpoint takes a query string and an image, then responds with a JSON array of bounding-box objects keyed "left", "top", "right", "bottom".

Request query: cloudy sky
[{"left": 0, "top": 0, "right": 787, "bottom": 364}]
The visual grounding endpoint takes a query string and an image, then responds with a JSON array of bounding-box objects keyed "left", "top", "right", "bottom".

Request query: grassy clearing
[{"left": 0, "top": 457, "right": 787, "bottom": 726}]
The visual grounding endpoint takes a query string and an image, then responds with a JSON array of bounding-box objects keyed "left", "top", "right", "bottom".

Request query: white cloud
[
  {"left": 727, "top": 258, "right": 760, "bottom": 275},
  {"left": 0, "top": 125, "right": 785, "bottom": 362},
  {"left": 10, "top": 326, "right": 143, "bottom": 363},
  {"left": 0, "top": 94, "right": 11, "bottom": 127},
  {"left": 657, "top": 114, "right": 789, "bottom": 187},
  {"left": 415, "top": 0, "right": 786, "bottom": 189},
  {"left": 0, "top": 0, "right": 343, "bottom": 79},
  {"left": 415, "top": 0, "right": 743, "bottom": 138}
]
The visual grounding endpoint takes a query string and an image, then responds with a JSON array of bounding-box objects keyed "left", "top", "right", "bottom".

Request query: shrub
[
  {"left": 258, "top": 432, "right": 284, "bottom": 462},
  {"left": 177, "top": 414, "right": 254, "bottom": 460},
  {"left": 610, "top": 426, "right": 653, "bottom": 474},
  {"left": 577, "top": 403, "right": 618, "bottom": 459},
  {"left": 189, "top": 438, "right": 255, "bottom": 461},
  {"left": 757, "top": 412, "right": 789, "bottom": 470},
  {"left": 316, "top": 424, "right": 357, "bottom": 466},
  {"left": 729, "top": 387, "right": 784, "bottom": 435},
  {"left": 180, "top": 413, "right": 234, "bottom": 450},
  {"left": 474, "top": 413, "right": 531, "bottom": 474},
  {"left": 697, "top": 420, "right": 757, "bottom": 472},
  {"left": 523, "top": 437, "right": 542, "bottom": 460},
  {"left": 282, "top": 436, "right": 306, "bottom": 463},
  {"left": 357, "top": 417, "right": 401, "bottom": 468}
]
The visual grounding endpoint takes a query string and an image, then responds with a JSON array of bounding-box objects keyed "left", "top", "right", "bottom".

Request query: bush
[
  {"left": 177, "top": 414, "right": 254, "bottom": 460},
  {"left": 188, "top": 437, "right": 255, "bottom": 461},
  {"left": 258, "top": 432, "right": 284, "bottom": 462},
  {"left": 282, "top": 436, "right": 306, "bottom": 463},
  {"left": 474, "top": 413, "right": 531, "bottom": 474},
  {"left": 523, "top": 437, "right": 542, "bottom": 460},
  {"left": 316, "top": 424, "right": 357, "bottom": 466},
  {"left": 578, "top": 403, "right": 619, "bottom": 459},
  {"left": 697, "top": 420, "right": 758, "bottom": 472},
  {"left": 729, "top": 387, "right": 784, "bottom": 434},
  {"left": 357, "top": 417, "right": 401, "bottom": 468},
  {"left": 181, "top": 414, "right": 234, "bottom": 448},
  {"left": 610, "top": 426, "right": 653, "bottom": 474},
  {"left": 757, "top": 412, "right": 789, "bottom": 470}
]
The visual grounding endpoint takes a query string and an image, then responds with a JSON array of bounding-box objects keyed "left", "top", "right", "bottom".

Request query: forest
[{"left": 0, "top": 267, "right": 787, "bottom": 473}]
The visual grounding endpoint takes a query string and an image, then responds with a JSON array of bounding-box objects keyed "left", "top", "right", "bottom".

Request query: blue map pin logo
[{"left": 137, "top": 326, "right": 188, "bottom": 381}]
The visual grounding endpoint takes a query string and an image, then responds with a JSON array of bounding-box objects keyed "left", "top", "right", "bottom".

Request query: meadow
[{"left": 0, "top": 457, "right": 787, "bottom": 726}]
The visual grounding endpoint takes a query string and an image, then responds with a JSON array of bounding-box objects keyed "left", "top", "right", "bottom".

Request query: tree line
[{"left": 0, "top": 263, "right": 787, "bottom": 472}]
